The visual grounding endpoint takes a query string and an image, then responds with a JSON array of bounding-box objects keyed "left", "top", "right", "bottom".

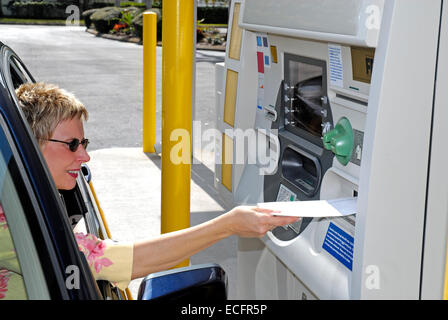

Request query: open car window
[
  {"left": 1, "top": 49, "right": 34, "bottom": 110},
  {"left": 9, "top": 56, "right": 32, "bottom": 89}
]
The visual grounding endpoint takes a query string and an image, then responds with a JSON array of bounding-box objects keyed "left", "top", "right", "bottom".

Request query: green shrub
[
  {"left": 82, "top": 8, "right": 99, "bottom": 28},
  {"left": 121, "top": 6, "right": 143, "bottom": 17},
  {"left": 11, "top": 1, "right": 67, "bottom": 19},
  {"left": 90, "top": 6, "right": 144, "bottom": 34},
  {"left": 89, "top": 2, "right": 115, "bottom": 9},
  {"left": 90, "top": 6, "right": 121, "bottom": 33},
  {"left": 132, "top": 8, "right": 162, "bottom": 40},
  {"left": 152, "top": 1, "right": 162, "bottom": 9},
  {"left": 116, "top": 7, "right": 142, "bottom": 34},
  {"left": 197, "top": 6, "right": 228, "bottom": 24},
  {"left": 120, "top": 2, "right": 146, "bottom": 9}
]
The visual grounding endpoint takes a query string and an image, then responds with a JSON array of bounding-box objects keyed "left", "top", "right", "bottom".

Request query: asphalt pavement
[{"left": 0, "top": 25, "right": 237, "bottom": 299}]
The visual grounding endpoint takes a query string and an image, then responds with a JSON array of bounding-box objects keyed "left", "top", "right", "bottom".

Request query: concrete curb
[
  {"left": 86, "top": 28, "right": 141, "bottom": 44},
  {"left": 0, "top": 20, "right": 85, "bottom": 26}
]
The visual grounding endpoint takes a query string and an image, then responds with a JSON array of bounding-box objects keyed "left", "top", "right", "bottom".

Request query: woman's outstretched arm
[{"left": 131, "top": 206, "right": 299, "bottom": 279}]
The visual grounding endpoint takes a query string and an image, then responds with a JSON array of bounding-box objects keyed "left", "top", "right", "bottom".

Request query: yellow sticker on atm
[
  {"left": 270, "top": 45, "right": 278, "bottom": 64},
  {"left": 351, "top": 47, "right": 375, "bottom": 84}
]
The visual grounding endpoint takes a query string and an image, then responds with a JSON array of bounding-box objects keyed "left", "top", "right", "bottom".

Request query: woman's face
[{"left": 41, "top": 117, "right": 90, "bottom": 190}]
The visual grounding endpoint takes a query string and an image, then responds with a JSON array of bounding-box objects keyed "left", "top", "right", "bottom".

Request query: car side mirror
[
  {"left": 138, "top": 263, "right": 228, "bottom": 301},
  {"left": 81, "top": 163, "right": 92, "bottom": 183}
]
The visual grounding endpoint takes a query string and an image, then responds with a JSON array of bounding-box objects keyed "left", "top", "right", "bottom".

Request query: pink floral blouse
[
  {"left": 0, "top": 205, "right": 133, "bottom": 299},
  {"left": 74, "top": 232, "right": 133, "bottom": 290},
  {"left": 0, "top": 208, "right": 27, "bottom": 300}
]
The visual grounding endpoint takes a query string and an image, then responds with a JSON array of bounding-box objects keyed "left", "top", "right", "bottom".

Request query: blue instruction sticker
[
  {"left": 256, "top": 36, "right": 262, "bottom": 47},
  {"left": 322, "top": 222, "right": 354, "bottom": 271},
  {"left": 263, "top": 37, "right": 268, "bottom": 47},
  {"left": 264, "top": 55, "right": 270, "bottom": 66}
]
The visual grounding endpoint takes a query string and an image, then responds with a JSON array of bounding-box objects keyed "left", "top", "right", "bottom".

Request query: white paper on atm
[{"left": 257, "top": 197, "right": 357, "bottom": 217}]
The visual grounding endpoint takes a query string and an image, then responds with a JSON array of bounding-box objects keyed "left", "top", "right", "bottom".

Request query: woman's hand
[{"left": 220, "top": 205, "right": 300, "bottom": 238}]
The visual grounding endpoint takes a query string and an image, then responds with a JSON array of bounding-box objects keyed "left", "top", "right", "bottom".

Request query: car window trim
[{"left": 10, "top": 56, "right": 33, "bottom": 84}]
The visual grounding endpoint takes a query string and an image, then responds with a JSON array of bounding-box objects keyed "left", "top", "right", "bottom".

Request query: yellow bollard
[
  {"left": 161, "top": 0, "right": 194, "bottom": 268},
  {"left": 444, "top": 243, "right": 448, "bottom": 299},
  {"left": 143, "top": 11, "right": 157, "bottom": 153}
]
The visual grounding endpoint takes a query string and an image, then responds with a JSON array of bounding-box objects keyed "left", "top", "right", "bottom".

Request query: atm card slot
[{"left": 264, "top": 105, "right": 277, "bottom": 122}]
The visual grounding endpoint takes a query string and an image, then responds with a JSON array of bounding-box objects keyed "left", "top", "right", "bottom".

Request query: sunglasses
[{"left": 46, "top": 138, "right": 90, "bottom": 152}]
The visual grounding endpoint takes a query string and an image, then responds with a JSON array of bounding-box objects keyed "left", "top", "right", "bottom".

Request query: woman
[{"left": 15, "top": 82, "right": 299, "bottom": 291}]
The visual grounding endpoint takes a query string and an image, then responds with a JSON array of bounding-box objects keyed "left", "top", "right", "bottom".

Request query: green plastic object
[{"left": 323, "top": 117, "right": 354, "bottom": 166}]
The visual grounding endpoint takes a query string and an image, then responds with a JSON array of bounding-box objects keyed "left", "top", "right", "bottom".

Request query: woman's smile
[{"left": 67, "top": 170, "right": 79, "bottom": 179}]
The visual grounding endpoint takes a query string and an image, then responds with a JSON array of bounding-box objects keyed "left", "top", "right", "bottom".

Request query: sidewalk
[{"left": 87, "top": 147, "right": 238, "bottom": 299}]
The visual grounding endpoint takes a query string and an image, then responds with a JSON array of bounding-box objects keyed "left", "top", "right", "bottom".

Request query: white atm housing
[{"left": 214, "top": 0, "right": 448, "bottom": 299}]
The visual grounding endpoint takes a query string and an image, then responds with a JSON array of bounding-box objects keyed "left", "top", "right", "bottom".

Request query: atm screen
[{"left": 284, "top": 54, "right": 328, "bottom": 143}]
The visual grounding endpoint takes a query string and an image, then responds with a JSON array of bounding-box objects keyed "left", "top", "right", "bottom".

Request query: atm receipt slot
[{"left": 264, "top": 104, "right": 277, "bottom": 122}]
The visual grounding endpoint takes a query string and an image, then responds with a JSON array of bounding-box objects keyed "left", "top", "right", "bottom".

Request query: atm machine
[{"left": 214, "top": 0, "right": 448, "bottom": 299}]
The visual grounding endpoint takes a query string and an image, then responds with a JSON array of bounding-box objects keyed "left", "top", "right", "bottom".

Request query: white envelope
[{"left": 257, "top": 197, "right": 357, "bottom": 217}]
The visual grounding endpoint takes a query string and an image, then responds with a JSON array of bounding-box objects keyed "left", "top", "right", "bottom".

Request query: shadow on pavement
[
  {"left": 196, "top": 51, "right": 225, "bottom": 64},
  {"left": 144, "top": 153, "right": 231, "bottom": 211}
]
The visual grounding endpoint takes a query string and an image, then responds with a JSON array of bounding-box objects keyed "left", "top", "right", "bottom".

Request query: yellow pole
[
  {"left": 143, "top": 11, "right": 157, "bottom": 153},
  {"left": 444, "top": 241, "right": 448, "bottom": 299},
  {"left": 161, "top": 0, "right": 194, "bottom": 268}
]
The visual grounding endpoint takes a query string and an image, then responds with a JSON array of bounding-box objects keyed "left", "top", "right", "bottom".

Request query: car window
[
  {"left": 9, "top": 56, "right": 32, "bottom": 89},
  {"left": 1, "top": 51, "right": 33, "bottom": 107},
  {"left": 0, "top": 116, "right": 50, "bottom": 299}
]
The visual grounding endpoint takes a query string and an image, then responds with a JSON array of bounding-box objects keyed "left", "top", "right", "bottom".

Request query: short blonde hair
[{"left": 15, "top": 82, "right": 88, "bottom": 145}]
